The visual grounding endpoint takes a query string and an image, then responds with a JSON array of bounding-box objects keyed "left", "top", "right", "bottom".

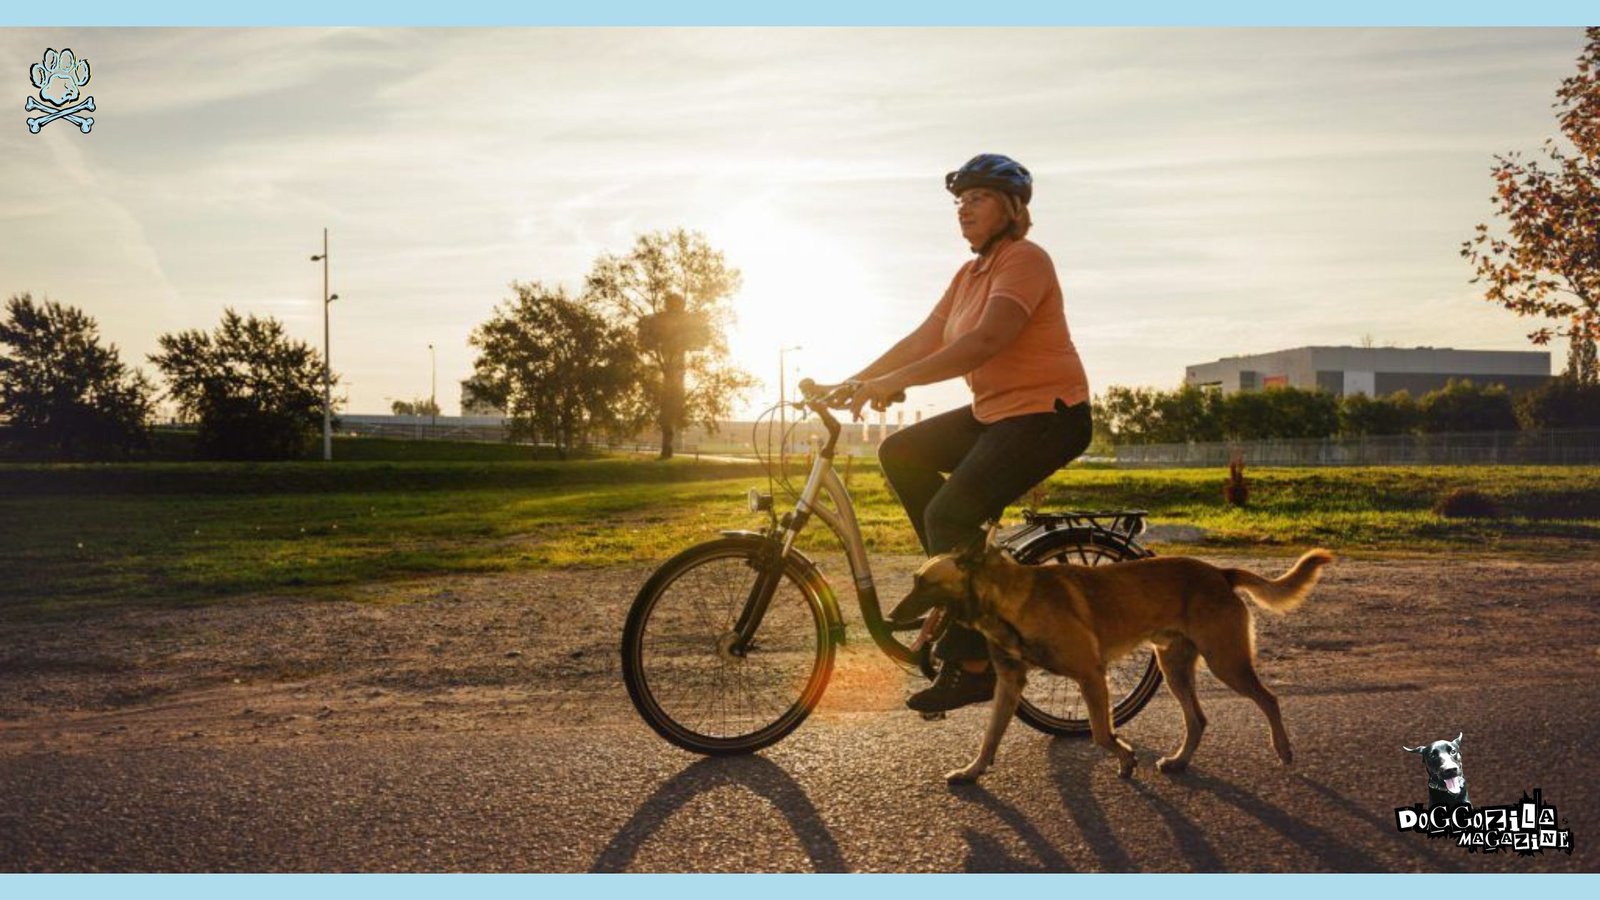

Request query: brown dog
[{"left": 889, "top": 539, "right": 1334, "bottom": 783}]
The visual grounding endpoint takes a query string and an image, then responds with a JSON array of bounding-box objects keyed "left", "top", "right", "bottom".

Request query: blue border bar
[
  {"left": 1, "top": 1, "right": 1597, "bottom": 26},
  {"left": 3, "top": 0, "right": 1592, "bottom": 895}
]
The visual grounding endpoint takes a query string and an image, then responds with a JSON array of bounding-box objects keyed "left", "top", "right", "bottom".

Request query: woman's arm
[{"left": 848, "top": 299, "right": 1030, "bottom": 417}]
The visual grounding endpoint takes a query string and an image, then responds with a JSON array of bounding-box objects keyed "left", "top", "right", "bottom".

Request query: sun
[{"left": 706, "top": 201, "right": 884, "bottom": 419}]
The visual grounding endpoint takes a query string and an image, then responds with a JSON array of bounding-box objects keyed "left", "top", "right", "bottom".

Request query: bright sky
[{"left": 0, "top": 27, "right": 1587, "bottom": 421}]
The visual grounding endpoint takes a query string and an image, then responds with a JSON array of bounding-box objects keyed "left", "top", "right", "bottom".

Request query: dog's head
[
  {"left": 887, "top": 526, "right": 1007, "bottom": 626},
  {"left": 1403, "top": 733, "right": 1466, "bottom": 797}
]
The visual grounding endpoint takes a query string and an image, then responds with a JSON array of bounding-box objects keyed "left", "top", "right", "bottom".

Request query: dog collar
[{"left": 963, "top": 568, "right": 980, "bottom": 621}]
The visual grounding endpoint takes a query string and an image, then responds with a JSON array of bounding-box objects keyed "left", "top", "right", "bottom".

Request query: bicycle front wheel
[{"left": 621, "top": 537, "right": 836, "bottom": 755}]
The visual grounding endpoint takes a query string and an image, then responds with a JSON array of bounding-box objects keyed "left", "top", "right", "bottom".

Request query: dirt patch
[{"left": 2, "top": 553, "right": 1596, "bottom": 754}]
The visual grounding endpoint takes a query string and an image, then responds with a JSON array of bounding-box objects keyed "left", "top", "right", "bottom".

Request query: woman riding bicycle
[{"left": 844, "top": 153, "right": 1094, "bottom": 714}]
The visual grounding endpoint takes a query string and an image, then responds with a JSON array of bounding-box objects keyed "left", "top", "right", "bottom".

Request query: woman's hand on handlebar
[
  {"left": 846, "top": 375, "right": 907, "bottom": 421},
  {"left": 796, "top": 377, "right": 906, "bottom": 418}
]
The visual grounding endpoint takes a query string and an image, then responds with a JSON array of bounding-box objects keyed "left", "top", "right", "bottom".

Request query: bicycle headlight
[{"left": 747, "top": 488, "right": 773, "bottom": 513}]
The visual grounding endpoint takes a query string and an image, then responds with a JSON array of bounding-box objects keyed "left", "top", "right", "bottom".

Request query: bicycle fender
[
  {"left": 718, "top": 531, "right": 847, "bottom": 645},
  {"left": 1008, "top": 527, "right": 1149, "bottom": 564}
]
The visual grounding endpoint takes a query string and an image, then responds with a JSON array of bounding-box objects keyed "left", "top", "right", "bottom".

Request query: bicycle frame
[
  {"left": 731, "top": 399, "right": 920, "bottom": 667},
  {"left": 729, "top": 394, "right": 1153, "bottom": 670}
]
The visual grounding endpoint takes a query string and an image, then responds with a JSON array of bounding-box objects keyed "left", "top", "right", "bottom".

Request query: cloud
[{"left": 0, "top": 26, "right": 1585, "bottom": 415}]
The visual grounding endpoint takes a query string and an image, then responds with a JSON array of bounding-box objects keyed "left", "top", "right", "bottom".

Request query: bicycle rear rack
[{"left": 1018, "top": 508, "right": 1149, "bottom": 543}]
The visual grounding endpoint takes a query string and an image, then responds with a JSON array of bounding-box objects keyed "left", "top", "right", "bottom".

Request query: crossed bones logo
[{"left": 25, "top": 48, "right": 95, "bottom": 134}]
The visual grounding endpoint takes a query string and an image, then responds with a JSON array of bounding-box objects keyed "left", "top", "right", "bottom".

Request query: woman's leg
[
  {"left": 925, "top": 400, "right": 1094, "bottom": 661},
  {"left": 876, "top": 405, "right": 986, "bottom": 555}
]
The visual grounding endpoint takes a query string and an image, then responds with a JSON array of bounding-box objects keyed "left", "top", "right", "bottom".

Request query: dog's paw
[
  {"left": 1156, "top": 756, "right": 1189, "bottom": 774},
  {"left": 945, "top": 765, "right": 984, "bottom": 784}
]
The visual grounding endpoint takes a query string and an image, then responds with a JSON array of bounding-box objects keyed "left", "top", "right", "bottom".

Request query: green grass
[
  {"left": 1028, "top": 465, "right": 1600, "bottom": 553},
  {"left": 3, "top": 458, "right": 1597, "bottom": 613}
]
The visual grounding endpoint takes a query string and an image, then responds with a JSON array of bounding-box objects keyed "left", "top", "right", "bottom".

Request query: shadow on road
[
  {"left": 1176, "top": 768, "right": 1382, "bottom": 870},
  {"left": 1045, "top": 744, "right": 1391, "bottom": 872},
  {"left": 590, "top": 754, "right": 845, "bottom": 873},
  {"left": 952, "top": 785, "right": 1076, "bottom": 872},
  {"left": 1126, "top": 778, "right": 1225, "bottom": 871},
  {"left": 1046, "top": 741, "right": 1136, "bottom": 871},
  {"left": 1291, "top": 773, "right": 1463, "bottom": 872}
]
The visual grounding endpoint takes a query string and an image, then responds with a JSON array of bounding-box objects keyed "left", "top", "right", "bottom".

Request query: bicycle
[{"left": 621, "top": 380, "right": 1164, "bottom": 755}]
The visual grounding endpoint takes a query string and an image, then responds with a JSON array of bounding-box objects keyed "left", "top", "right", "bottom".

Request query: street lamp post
[
  {"left": 428, "top": 343, "right": 437, "bottom": 431},
  {"left": 309, "top": 228, "right": 338, "bottom": 461},
  {"left": 778, "top": 345, "right": 802, "bottom": 460}
]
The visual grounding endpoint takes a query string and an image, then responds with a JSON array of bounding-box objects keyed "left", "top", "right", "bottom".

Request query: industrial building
[{"left": 1185, "top": 346, "right": 1550, "bottom": 397}]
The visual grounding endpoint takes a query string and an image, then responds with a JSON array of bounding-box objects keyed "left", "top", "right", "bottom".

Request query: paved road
[
  {"left": 3, "top": 669, "right": 1594, "bottom": 872},
  {"left": 4, "top": 554, "right": 1596, "bottom": 872}
]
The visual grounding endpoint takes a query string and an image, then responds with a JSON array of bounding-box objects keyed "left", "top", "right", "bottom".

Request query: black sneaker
[{"left": 907, "top": 662, "right": 996, "bottom": 713}]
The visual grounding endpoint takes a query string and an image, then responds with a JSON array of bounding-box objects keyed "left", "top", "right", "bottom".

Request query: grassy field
[{"left": 3, "top": 448, "right": 1598, "bottom": 612}]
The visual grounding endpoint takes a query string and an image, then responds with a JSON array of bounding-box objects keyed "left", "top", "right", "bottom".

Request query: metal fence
[
  {"left": 336, "top": 419, "right": 509, "bottom": 443},
  {"left": 315, "top": 417, "right": 1600, "bottom": 468},
  {"left": 1112, "top": 428, "right": 1600, "bottom": 468}
]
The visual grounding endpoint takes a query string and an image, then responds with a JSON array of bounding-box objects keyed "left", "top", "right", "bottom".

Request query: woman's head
[{"left": 947, "top": 154, "right": 1032, "bottom": 252}]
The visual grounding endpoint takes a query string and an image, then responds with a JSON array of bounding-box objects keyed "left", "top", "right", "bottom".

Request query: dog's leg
[
  {"left": 1204, "top": 642, "right": 1292, "bottom": 767},
  {"left": 1080, "top": 669, "right": 1137, "bottom": 778},
  {"left": 946, "top": 656, "right": 1026, "bottom": 784},
  {"left": 1154, "top": 639, "right": 1205, "bottom": 773}
]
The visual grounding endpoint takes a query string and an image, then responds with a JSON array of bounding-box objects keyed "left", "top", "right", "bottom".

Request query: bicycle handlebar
[{"left": 797, "top": 378, "right": 906, "bottom": 411}]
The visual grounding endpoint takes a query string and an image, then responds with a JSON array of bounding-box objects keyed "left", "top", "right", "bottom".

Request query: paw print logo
[{"left": 25, "top": 48, "right": 95, "bottom": 134}]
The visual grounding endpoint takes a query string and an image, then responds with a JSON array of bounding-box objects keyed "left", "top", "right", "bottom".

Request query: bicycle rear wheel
[
  {"left": 621, "top": 537, "right": 835, "bottom": 755},
  {"left": 1010, "top": 533, "right": 1164, "bottom": 736}
]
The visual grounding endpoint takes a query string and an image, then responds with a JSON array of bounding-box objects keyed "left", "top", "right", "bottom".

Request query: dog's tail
[{"left": 1224, "top": 548, "right": 1334, "bottom": 614}]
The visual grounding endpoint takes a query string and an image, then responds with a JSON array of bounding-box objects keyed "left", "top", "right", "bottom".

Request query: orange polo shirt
[{"left": 929, "top": 238, "right": 1090, "bottom": 424}]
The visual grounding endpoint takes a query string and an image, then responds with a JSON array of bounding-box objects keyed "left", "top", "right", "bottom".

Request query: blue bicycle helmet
[{"left": 945, "top": 153, "right": 1032, "bottom": 205}]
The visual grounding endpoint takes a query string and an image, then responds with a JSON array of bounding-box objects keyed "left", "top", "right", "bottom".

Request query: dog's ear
[
  {"left": 952, "top": 532, "right": 987, "bottom": 570},
  {"left": 952, "top": 521, "right": 1006, "bottom": 571},
  {"left": 984, "top": 521, "right": 1010, "bottom": 561},
  {"left": 1402, "top": 745, "right": 1427, "bottom": 754},
  {"left": 1452, "top": 733, "right": 1462, "bottom": 750}
]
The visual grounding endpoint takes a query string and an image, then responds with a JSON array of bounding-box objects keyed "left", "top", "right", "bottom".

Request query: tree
[
  {"left": 1515, "top": 375, "right": 1600, "bottom": 429},
  {"left": 1567, "top": 325, "right": 1598, "bottom": 383},
  {"left": 1417, "top": 379, "right": 1518, "bottom": 434},
  {"left": 1092, "top": 385, "right": 1163, "bottom": 444},
  {"left": 1155, "top": 384, "right": 1226, "bottom": 443},
  {"left": 1463, "top": 27, "right": 1600, "bottom": 354},
  {"left": 1096, "top": 383, "right": 1343, "bottom": 444},
  {"left": 390, "top": 397, "right": 441, "bottom": 417},
  {"left": 1338, "top": 390, "right": 1421, "bottom": 436},
  {"left": 584, "top": 229, "right": 757, "bottom": 459},
  {"left": 1211, "top": 386, "right": 1338, "bottom": 441},
  {"left": 0, "top": 293, "right": 154, "bottom": 459},
  {"left": 149, "top": 309, "right": 333, "bottom": 460},
  {"left": 468, "top": 281, "right": 641, "bottom": 458}
]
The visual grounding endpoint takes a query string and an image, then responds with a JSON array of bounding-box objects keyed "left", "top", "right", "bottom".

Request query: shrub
[{"left": 1434, "top": 488, "right": 1500, "bottom": 519}]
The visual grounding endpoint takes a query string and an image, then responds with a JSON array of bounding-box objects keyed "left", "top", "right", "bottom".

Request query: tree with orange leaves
[{"left": 1463, "top": 27, "right": 1600, "bottom": 383}]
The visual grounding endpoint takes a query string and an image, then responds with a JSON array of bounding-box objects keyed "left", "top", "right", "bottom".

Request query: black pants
[{"left": 878, "top": 399, "right": 1093, "bottom": 661}]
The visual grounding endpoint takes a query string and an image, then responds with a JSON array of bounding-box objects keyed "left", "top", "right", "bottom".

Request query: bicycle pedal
[{"left": 919, "top": 711, "right": 947, "bottom": 721}]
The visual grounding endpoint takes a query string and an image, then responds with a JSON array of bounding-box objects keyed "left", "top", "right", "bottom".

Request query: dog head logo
[
  {"left": 25, "top": 48, "right": 95, "bottom": 134},
  {"left": 1404, "top": 732, "right": 1469, "bottom": 806}
]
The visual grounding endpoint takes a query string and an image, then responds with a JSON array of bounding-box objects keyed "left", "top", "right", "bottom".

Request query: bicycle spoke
[{"left": 631, "top": 548, "right": 827, "bottom": 745}]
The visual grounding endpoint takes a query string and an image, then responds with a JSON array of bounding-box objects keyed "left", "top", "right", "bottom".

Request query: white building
[{"left": 1185, "top": 346, "right": 1550, "bottom": 397}]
